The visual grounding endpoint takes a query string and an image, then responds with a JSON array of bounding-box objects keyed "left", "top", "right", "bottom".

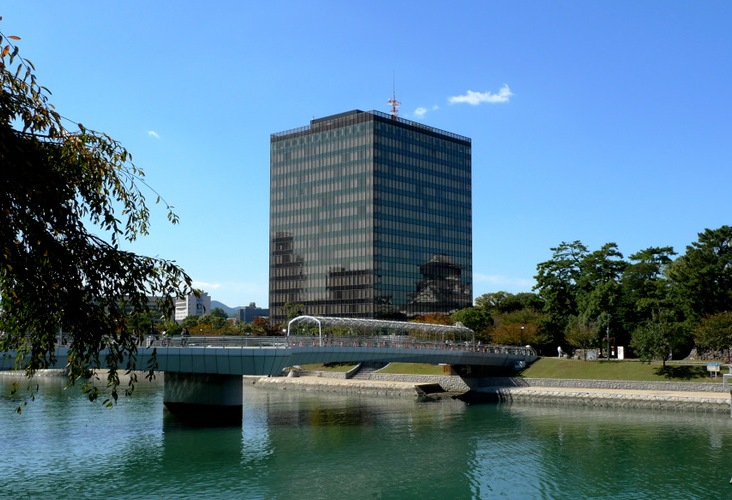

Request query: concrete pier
[{"left": 163, "top": 372, "right": 243, "bottom": 421}]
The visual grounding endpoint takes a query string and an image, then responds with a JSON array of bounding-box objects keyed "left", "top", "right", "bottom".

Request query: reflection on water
[
  {"left": 2, "top": 373, "right": 732, "bottom": 499},
  {"left": 493, "top": 404, "right": 732, "bottom": 499}
]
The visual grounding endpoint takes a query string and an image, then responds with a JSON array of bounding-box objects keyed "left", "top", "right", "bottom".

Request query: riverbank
[
  {"left": 255, "top": 372, "right": 732, "bottom": 414},
  {"left": 4, "top": 368, "right": 730, "bottom": 414},
  {"left": 470, "top": 384, "right": 730, "bottom": 413},
  {"left": 252, "top": 376, "right": 433, "bottom": 398}
]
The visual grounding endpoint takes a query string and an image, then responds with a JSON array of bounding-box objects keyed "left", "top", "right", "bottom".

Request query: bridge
[{"left": 1, "top": 316, "right": 538, "bottom": 419}]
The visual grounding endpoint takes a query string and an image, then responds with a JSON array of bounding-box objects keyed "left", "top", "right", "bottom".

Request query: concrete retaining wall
[
  {"left": 475, "top": 377, "right": 727, "bottom": 393},
  {"left": 266, "top": 372, "right": 731, "bottom": 414},
  {"left": 361, "top": 373, "right": 470, "bottom": 392},
  {"left": 253, "top": 376, "right": 421, "bottom": 397},
  {"left": 493, "top": 387, "right": 729, "bottom": 414}
]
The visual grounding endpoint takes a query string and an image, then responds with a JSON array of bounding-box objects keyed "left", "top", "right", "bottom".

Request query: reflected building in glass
[{"left": 269, "top": 110, "right": 472, "bottom": 323}]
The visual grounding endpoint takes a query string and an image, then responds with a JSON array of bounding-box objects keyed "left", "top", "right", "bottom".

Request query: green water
[{"left": 1, "top": 374, "right": 731, "bottom": 499}]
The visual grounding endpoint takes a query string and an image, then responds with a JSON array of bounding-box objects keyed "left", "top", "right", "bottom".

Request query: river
[{"left": 1, "top": 373, "right": 730, "bottom": 499}]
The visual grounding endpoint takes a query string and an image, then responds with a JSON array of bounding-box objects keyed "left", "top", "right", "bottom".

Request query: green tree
[
  {"left": 0, "top": 26, "right": 191, "bottom": 406},
  {"left": 667, "top": 226, "right": 732, "bottom": 324},
  {"left": 471, "top": 291, "right": 547, "bottom": 348},
  {"left": 575, "top": 243, "right": 626, "bottom": 351},
  {"left": 475, "top": 291, "right": 543, "bottom": 314},
  {"left": 694, "top": 312, "right": 732, "bottom": 361},
  {"left": 450, "top": 307, "right": 493, "bottom": 339},
  {"left": 198, "top": 308, "right": 228, "bottom": 330},
  {"left": 210, "top": 307, "right": 229, "bottom": 321},
  {"left": 534, "top": 241, "right": 588, "bottom": 345},
  {"left": 564, "top": 316, "right": 599, "bottom": 360},
  {"left": 620, "top": 247, "right": 676, "bottom": 328},
  {"left": 489, "top": 308, "right": 547, "bottom": 347},
  {"left": 181, "top": 315, "right": 201, "bottom": 329},
  {"left": 283, "top": 301, "right": 304, "bottom": 321},
  {"left": 535, "top": 242, "right": 628, "bottom": 354},
  {"left": 630, "top": 315, "right": 687, "bottom": 367}
]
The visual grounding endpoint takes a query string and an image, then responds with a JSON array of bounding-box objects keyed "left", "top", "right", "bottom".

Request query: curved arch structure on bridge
[{"left": 286, "top": 315, "right": 474, "bottom": 347}]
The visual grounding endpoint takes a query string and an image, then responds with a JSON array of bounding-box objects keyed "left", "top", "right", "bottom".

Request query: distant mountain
[{"left": 211, "top": 300, "right": 243, "bottom": 317}]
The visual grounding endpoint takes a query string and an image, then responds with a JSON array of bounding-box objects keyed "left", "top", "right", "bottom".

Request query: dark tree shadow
[{"left": 654, "top": 365, "right": 707, "bottom": 380}]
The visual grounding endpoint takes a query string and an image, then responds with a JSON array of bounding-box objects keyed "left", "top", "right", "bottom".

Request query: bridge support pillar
[{"left": 163, "top": 372, "right": 243, "bottom": 422}]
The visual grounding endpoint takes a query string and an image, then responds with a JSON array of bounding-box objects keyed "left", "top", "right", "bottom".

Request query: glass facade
[{"left": 269, "top": 110, "right": 472, "bottom": 323}]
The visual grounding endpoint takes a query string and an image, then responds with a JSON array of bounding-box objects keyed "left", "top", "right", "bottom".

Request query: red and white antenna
[{"left": 388, "top": 74, "right": 400, "bottom": 118}]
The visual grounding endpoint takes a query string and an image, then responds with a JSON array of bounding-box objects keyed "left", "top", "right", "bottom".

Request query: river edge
[
  {"left": 252, "top": 372, "right": 732, "bottom": 415},
  {"left": 3, "top": 369, "right": 731, "bottom": 414}
]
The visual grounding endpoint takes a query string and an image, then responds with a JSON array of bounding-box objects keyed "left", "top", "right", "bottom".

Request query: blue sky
[{"left": 4, "top": 2, "right": 731, "bottom": 308}]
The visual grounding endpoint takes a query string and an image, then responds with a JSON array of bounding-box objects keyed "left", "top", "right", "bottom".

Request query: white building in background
[{"left": 174, "top": 292, "right": 211, "bottom": 322}]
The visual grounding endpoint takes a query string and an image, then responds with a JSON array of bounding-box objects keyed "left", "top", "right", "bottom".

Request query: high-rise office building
[{"left": 269, "top": 109, "right": 472, "bottom": 323}]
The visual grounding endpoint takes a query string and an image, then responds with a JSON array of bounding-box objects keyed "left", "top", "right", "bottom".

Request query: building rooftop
[{"left": 271, "top": 109, "right": 470, "bottom": 144}]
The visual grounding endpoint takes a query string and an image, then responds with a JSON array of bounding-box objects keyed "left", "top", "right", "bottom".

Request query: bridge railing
[{"left": 145, "top": 335, "right": 535, "bottom": 357}]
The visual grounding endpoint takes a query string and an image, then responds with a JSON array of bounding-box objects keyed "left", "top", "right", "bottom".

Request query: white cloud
[
  {"left": 448, "top": 84, "right": 513, "bottom": 105},
  {"left": 192, "top": 280, "right": 222, "bottom": 290},
  {"left": 412, "top": 104, "right": 439, "bottom": 119},
  {"left": 147, "top": 130, "right": 160, "bottom": 139}
]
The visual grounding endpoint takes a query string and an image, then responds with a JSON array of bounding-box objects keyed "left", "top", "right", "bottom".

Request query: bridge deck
[{"left": 1, "top": 336, "right": 538, "bottom": 376}]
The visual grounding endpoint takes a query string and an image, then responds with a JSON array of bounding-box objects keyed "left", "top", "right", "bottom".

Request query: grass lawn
[
  {"left": 300, "top": 363, "right": 357, "bottom": 372},
  {"left": 301, "top": 358, "right": 728, "bottom": 383},
  {"left": 520, "top": 357, "right": 726, "bottom": 383},
  {"left": 377, "top": 362, "right": 449, "bottom": 375}
]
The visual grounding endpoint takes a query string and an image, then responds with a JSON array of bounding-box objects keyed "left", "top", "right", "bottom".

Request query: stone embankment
[
  {"left": 256, "top": 369, "right": 732, "bottom": 414},
  {"left": 252, "top": 376, "right": 429, "bottom": 398},
  {"left": 473, "top": 377, "right": 731, "bottom": 413},
  {"left": 488, "top": 386, "right": 729, "bottom": 413}
]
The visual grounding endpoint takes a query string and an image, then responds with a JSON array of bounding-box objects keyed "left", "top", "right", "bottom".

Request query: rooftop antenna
[{"left": 388, "top": 73, "right": 400, "bottom": 119}]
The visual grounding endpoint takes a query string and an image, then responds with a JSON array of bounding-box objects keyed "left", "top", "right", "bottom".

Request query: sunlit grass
[
  {"left": 377, "top": 363, "right": 448, "bottom": 375},
  {"left": 300, "top": 363, "right": 357, "bottom": 372},
  {"left": 300, "top": 358, "right": 727, "bottom": 383},
  {"left": 520, "top": 358, "right": 723, "bottom": 383}
]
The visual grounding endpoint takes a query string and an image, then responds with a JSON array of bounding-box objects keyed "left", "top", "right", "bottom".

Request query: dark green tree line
[
  {"left": 530, "top": 226, "right": 732, "bottom": 360},
  {"left": 452, "top": 226, "right": 732, "bottom": 360}
]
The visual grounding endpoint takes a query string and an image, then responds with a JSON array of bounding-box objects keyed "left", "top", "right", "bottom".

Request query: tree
[
  {"left": 198, "top": 308, "right": 228, "bottom": 330},
  {"left": 474, "top": 291, "right": 543, "bottom": 314},
  {"left": 534, "top": 241, "right": 588, "bottom": 345},
  {"left": 534, "top": 242, "right": 630, "bottom": 353},
  {"left": 468, "top": 291, "right": 547, "bottom": 349},
  {"left": 413, "top": 313, "right": 452, "bottom": 325},
  {"left": 0, "top": 25, "right": 191, "bottom": 406},
  {"left": 283, "top": 301, "right": 304, "bottom": 321},
  {"left": 694, "top": 312, "right": 732, "bottom": 361},
  {"left": 630, "top": 316, "right": 687, "bottom": 367},
  {"left": 620, "top": 247, "right": 676, "bottom": 329},
  {"left": 574, "top": 243, "right": 626, "bottom": 351},
  {"left": 450, "top": 307, "right": 493, "bottom": 338},
  {"left": 564, "top": 317, "right": 600, "bottom": 360},
  {"left": 490, "top": 318, "right": 544, "bottom": 347},
  {"left": 667, "top": 226, "right": 732, "bottom": 323},
  {"left": 250, "top": 317, "right": 281, "bottom": 336}
]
